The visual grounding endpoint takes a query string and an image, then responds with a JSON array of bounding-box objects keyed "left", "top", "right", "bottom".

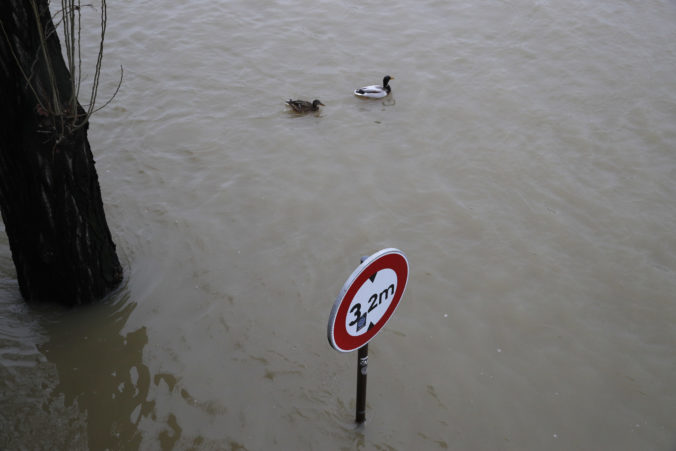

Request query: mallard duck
[
  {"left": 285, "top": 99, "right": 325, "bottom": 113},
  {"left": 354, "top": 75, "right": 394, "bottom": 99}
]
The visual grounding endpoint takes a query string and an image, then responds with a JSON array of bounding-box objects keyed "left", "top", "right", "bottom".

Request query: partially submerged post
[{"left": 355, "top": 344, "right": 368, "bottom": 423}]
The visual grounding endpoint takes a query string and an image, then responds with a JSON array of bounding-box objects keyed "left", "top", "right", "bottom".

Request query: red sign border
[{"left": 328, "top": 249, "right": 409, "bottom": 352}]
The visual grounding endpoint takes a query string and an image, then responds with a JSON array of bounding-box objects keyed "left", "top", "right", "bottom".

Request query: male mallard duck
[
  {"left": 285, "top": 99, "right": 325, "bottom": 113},
  {"left": 354, "top": 75, "right": 394, "bottom": 99}
]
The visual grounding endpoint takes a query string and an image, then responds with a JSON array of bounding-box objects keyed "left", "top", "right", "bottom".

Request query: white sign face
[
  {"left": 345, "top": 268, "right": 397, "bottom": 336},
  {"left": 327, "top": 248, "right": 409, "bottom": 352}
]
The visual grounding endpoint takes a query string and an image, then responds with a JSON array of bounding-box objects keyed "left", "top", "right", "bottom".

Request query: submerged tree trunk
[{"left": 0, "top": 0, "right": 122, "bottom": 305}]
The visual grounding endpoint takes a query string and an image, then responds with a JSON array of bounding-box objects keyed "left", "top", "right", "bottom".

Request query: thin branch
[
  {"left": 75, "top": 0, "right": 83, "bottom": 108},
  {"left": 30, "top": 0, "right": 62, "bottom": 115},
  {"left": 5, "top": 0, "right": 120, "bottom": 141},
  {"left": 86, "top": 65, "right": 122, "bottom": 115},
  {"left": 0, "top": 21, "right": 46, "bottom": 111},
  {"left": 85, "top": 0, "right": 106, "bottom": 119},
  {"left": 71, "top": 64, "right": 122, "bottom": 132},
  {"left": 68, "top": 0, "right": 76, "bottom": 111}
]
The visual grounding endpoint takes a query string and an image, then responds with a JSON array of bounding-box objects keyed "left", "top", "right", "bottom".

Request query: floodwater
[{"left": 2, "top": 0, "right": 676, "bottom": 449}]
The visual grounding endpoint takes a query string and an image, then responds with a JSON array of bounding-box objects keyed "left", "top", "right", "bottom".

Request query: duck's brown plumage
[{"left": 285, "top": 99, "right": 325, "bottom": 113}]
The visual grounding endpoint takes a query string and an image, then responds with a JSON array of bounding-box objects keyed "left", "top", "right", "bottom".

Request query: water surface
[{"left": 2, "top": 0, "right": 676, "bottom": 449}]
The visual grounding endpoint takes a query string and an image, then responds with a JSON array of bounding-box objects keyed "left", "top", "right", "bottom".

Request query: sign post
[
  {"left": 327, "top": 248, "right": 409, "bottom": 423},
  {"left": 355, "top": 344, "right": 368, "bottom": 423}
]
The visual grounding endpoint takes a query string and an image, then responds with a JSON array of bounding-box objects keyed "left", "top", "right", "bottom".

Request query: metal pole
[
  {"left": 355, "top": 344, "right": 368, "bottom": 423},
  {"left": 355, "top": 255, "right": 370, "bottom": 424}
]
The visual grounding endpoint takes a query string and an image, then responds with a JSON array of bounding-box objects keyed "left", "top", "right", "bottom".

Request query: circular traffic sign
[{"left": 327, "top": 248, "right": 409, "bottom": 352}]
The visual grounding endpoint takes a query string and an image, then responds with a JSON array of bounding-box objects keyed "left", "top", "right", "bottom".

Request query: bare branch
[
  {"left": 0, "top": 21, "right": 47, "bottom": 111},
  {"left": 5, "top": 0, "right": 121, "bottom": 141},
  {"left": 30, "top": 0, "right": 62, "bottom": 115}
]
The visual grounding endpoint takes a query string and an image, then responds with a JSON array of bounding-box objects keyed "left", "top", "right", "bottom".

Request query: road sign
[{"left": 328, "top": 248, "right": 409, "bottom": 352}]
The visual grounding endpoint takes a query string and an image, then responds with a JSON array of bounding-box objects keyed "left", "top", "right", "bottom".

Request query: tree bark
[{"left": 0, "top": 0, "right": 122, "bottom": 305}]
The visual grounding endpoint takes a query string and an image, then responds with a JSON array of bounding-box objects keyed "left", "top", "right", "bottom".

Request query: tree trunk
[{"left": 0, "top": 0, "right": 123, "bottom": 305}]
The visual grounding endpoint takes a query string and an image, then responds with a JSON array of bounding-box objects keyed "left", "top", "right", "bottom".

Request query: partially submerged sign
[{"left": 328, "top": 248, "right": 409, "bottom": 352}]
